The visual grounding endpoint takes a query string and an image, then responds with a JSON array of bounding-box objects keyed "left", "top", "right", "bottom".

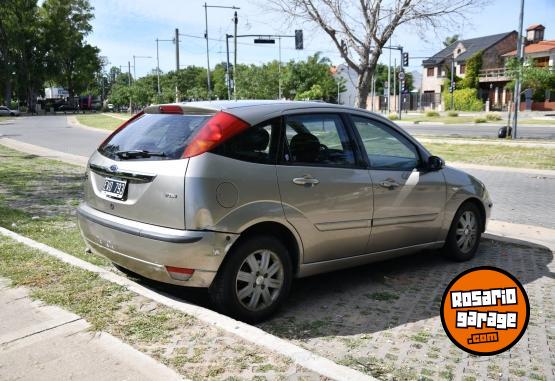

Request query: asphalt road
[
  {"left": 1, "top": 115, "right": 554, "bottom": 228},
  {"left": 400, "top": 122, "right": 555, "bottom": 139}
]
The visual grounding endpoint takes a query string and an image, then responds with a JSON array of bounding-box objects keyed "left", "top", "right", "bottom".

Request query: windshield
[{"left": 99, "top": 113, "right": 211, "bottom": 160}]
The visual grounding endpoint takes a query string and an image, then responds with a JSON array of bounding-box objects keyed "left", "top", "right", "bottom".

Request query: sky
[{"left": 86, "top": 0, "right": 555, "bottom": 79}]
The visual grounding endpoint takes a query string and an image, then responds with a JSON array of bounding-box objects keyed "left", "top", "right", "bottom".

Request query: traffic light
[
  {"left": 295, "top": 30, "right": 303, "bottom": 50},
  {"left": 402, "top": 52, "right": 409, "bottom": 67},
  {"left": 449, "top": 83, "right": 455, "bottom": 93}
]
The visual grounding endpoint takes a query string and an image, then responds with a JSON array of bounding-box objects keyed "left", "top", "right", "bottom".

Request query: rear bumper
[{"left": 77, "top": 204, "right": 238, "bottom": 287}]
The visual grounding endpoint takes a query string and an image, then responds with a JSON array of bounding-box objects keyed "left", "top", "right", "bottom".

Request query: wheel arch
[{"left": 225, "top": 221, "right": 302, "bottom": 275}]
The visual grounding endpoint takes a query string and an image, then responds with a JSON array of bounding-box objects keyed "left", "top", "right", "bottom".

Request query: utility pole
[
  {"left": 393, "top": 58, "right": 396, "bottom": 116},
  {"left": 225, "top": 34, "right": 232, "bottom": 100},
  {"left": 156, "top": 39, "right": 161, "bottom": 95},
  {"left": 128, "top": 61, "right": 132, "bottom": 113},
  {"left": 203, "top": 4, "right": 239, "bottom": 100},
  {"left": 233, "top": 11, "right": 238, "bottom": 100},
  {"left": 387, "top": 12, "right": 392, "bottom": 114},
  {"left": 175, "top": 28, "right": 180, "bottom": 102},
  {"left": 203, "top": 3, "right": 212, "bottom": 98},
  {"left": 511, "top": 0, "right": 525, "bottom": 139},
  {"left": 175, "top": 28, "right": 180, "bottom": 72},
  {"left": 278, "top": 37, "right": 282, "bottom": 99},
  {"left": 450, "top": 58, "right": 455, "bottom": 110},
  {"left": 398, "top": 48, "right": 403, "bottom": 119}
]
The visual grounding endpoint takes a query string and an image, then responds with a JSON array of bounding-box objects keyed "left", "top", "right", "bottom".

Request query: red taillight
[
  {"left": 159, "top": 105, "right": 183, "bottom": 114},
  {"left": 166, "top": 266, "right": 195, "bottom": 281},
  {"left": 98, "top": 111, "right": 145, "bottom": 149},
  {"left": 182, "top": 111, "right": 250, "bottom": 158}
]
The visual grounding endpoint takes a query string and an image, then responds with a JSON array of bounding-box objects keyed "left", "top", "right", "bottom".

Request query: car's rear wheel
[
  {"left": 443, "top": 202, "right": 482, "bottom": 261},
  {"left": 209, "top": 235, "right": 292, "bottom": 323}
]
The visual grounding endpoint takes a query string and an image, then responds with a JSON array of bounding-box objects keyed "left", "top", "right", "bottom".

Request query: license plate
[{"left": 102, "top": 177, "right": 127, "bottom": 199}]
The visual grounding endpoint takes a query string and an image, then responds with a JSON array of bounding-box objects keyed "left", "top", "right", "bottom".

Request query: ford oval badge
[{"left": 109, "top": 165, "right": 118, "bottom": 172}]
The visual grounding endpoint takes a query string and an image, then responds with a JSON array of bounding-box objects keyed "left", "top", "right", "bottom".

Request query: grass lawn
[
  {"left": 76, "top": 114, "right": 128, "bottom": 130},
  {"left": 515, "top": 118, "right": 555, "bottom": 125},
  {"left": 423, "top": 142, "right": 555, "bottom": 170},
  {"left": 0, "top": 143, "right": 301, "bottom": 379}
]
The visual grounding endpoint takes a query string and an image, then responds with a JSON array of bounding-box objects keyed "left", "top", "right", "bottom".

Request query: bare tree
[{"left": 269, "top": 0, "right": 483, "bottom": 108}]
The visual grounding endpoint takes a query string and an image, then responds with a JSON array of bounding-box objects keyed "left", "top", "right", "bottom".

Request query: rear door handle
[
  {"left": 379, "top": 180, "right": 399, "bottom": 189},
  {"left": 293, "top": 176, "right": 320, "bottom": 186}
]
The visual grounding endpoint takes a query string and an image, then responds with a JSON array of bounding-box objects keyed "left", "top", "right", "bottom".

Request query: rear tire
[
  {"left": 209, "top": 235, "right": 292, "bottom": 323},
  {"left": 442, "top": 202, "right": 482, "bottom": 261}
]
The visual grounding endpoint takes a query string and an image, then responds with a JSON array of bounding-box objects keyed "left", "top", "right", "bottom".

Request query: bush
[
  {"left": 388, "top": 113, "right": 399, "bottom": 120},
  {"left": 485, "top": 112, "right": 502, "bottom": 121},
  {"left": 447, "top": 111, "right": 459, "bottom": 117},
  {"left": 474, "top": 117, "right": 487, "bottom": 123},
  {"left": 443, "top": 88, "right": 483, "bottom": 111},
  {"left": 425, "top": 111, "right": 440, "bottom": 117}
]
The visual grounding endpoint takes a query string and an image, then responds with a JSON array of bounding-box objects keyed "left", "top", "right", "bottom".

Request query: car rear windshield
[{"left": 99, "top": 113, "right": 211, "bottom": 160}]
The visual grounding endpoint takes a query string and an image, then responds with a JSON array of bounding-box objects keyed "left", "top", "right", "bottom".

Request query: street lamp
[
  {"left": 132, "top": 55, "right": 152, "bottom": 81},
  {"left": 155, "top": 38, "right": 174, "bottom": 96}
]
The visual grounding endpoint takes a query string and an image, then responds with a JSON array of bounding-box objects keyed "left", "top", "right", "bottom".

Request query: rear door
[
  {"left": 276, "top": 112, "right": 373, "bottom": 263},
  {"left": 348, "top": 115, "right": 446, "bottom": 252},
  {"left": 84, "top": 112, "right": 212, "bottom": 229}
]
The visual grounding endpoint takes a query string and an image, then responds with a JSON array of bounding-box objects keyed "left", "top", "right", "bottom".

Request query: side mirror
[{"left": 427, "top": 155, "right": 444, "bottom": 171}]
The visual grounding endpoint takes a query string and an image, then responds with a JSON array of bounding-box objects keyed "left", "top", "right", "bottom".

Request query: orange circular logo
[{"left": 440, "top": 266, "right": 529, "bottom": 356}]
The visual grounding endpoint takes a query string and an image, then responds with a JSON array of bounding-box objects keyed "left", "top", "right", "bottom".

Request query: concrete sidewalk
[{"left": 0, "top": 278, "right": 184, "bottom": 381}]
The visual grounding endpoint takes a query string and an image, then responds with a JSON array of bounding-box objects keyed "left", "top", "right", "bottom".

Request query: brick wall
[{"left": 482, "top": 32, "right": 518, "bottom": 69}]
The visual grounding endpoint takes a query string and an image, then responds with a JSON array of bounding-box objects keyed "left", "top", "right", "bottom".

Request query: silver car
[
  {"left": 0, "top": 106, "right": 20, "bottom": 116},
  {"left": 78, "top": 101, "right": 492, "bottom": 322}
]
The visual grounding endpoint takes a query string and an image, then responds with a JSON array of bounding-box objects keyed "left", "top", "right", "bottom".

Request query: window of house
[
  {"left": 427, "top": 67, "right": 434, "bottom": 77},
  {"left": 459, "top": 64, "right": 466, "bottom": 74},
  {"left": 535, "top": 57, "right": 549, "bottom": 68}
]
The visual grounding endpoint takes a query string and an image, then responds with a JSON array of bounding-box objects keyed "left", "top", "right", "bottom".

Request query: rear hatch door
[{"left": 84, "top": 110, "right": 213, "bottom": 229}]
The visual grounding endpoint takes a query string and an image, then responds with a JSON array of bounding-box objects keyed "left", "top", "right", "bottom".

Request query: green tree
[
  {"left": 506, "top": 57, "right": 555, "bottom": 101},
  {"left": 41, "top": 0, "right": 101, "bottom": 98},
  {"left": 443, "top": 34, "right": 459, "bottom": 47},
  {"left": 460, "top": 51, "right": 482, "bottom": 90}
]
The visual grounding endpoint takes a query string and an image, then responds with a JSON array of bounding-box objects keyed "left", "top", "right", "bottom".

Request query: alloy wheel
[
  {"left": 455, "top": 210, "right": 478, "bottom": 253},
  {"left": 235, "top": 249, "right": 284, "bottom": 311}
]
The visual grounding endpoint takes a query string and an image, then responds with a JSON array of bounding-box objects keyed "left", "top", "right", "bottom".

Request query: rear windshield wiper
[{"left": 115, "top": 150, "right": 166, "bottom": 159}]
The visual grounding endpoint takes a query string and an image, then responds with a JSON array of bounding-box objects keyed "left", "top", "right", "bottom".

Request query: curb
[
  {"left": 67, "top": 116, "right": 112, "bottom": 134},
  {"left": 0, "top": 226, "right": 376, "bottom": 381},
  {"left": 0, "top": 138, "right": 88, "bottom": 167}
]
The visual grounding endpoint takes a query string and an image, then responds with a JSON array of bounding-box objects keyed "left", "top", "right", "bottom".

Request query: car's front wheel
[
  {"left": 209, "top": 235, "right": 292, "bottom": 323},
  {"left": 443, "top": 202, "right": 482, "bottom": 261}
]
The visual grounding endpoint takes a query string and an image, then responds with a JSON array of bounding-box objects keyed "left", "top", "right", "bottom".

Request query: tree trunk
[
  {"left": 3, "top": 80, "right": 12, "bottom": 106},
  {"left": 355, "top": 69, "right": 371, "bottom": 109}
]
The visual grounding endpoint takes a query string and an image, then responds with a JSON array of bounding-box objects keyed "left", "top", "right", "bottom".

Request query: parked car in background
[
  {"left": 0, "top": 106, "right": 20, "bottom": 116},
  {"left": 77, "top": 100, "right": 492, "bottom": 322}
]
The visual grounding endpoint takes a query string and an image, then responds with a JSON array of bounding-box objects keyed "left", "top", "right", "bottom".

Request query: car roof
[{"left": 144, "top": 100, "right": 386, "bottom": 126}]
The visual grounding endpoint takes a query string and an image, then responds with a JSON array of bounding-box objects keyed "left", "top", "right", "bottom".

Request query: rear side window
[
  {"left": 211, "top": 118, "right": 279, "bottom": 164},
  {"left": 99, "top": 113, "right": 211, "bottom": 160}
]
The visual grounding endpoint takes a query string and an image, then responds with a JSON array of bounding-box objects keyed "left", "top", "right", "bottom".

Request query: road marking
[{"left": 0, "top": 226, "right": 376, "bottom": 381}]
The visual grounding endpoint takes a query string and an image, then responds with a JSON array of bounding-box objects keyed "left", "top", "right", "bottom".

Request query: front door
[
  {"left": 349, "top": 115, "right": 446, "bottom": 253},
  {"left": 276, "top": 113, "right": 373, "bottom": 263}
]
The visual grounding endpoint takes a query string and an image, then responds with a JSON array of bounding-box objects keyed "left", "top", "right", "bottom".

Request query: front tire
[
  {"left": 209, "top": 235, "right": 292, "bottom": 323},
  {"left": 443, "top": 202, "right": 482, "bottom": 261}
]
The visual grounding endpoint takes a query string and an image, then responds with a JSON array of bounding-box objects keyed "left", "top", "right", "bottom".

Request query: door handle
[
  {"left": 379, "top": 179, "right": 400, "bottom": 189},
  {"left": 293, "top": 175, "right": 320, "bottom": 186}
]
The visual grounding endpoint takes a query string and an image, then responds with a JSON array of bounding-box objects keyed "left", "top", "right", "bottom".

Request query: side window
[
  {"left": 211, "top": 118, "right": 278, "bottom": 164},
  {"left": 351, "top": 116, "right": 420, "bottom": 170},
  {"left": 283, "top": 114, "right": 355, "bottom": 167}
]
